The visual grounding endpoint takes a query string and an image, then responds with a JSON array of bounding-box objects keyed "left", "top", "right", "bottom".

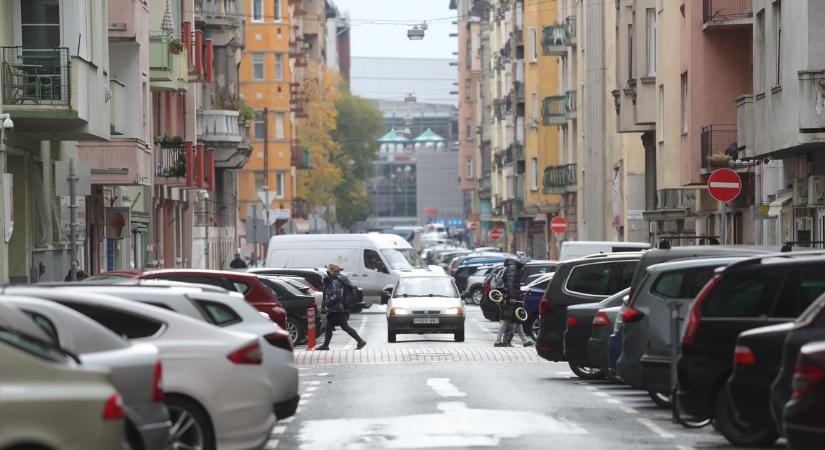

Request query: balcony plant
[{"left": 168, "top": 38, "right": 185, "bottom": 55}]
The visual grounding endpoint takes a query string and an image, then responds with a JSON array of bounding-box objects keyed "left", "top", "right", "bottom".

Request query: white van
[
  {"left": 559, "top": 240, "right": 651, "bottom": 261},
  {"left": 265, "top": 234, "right": 431, "bottom": 303}
]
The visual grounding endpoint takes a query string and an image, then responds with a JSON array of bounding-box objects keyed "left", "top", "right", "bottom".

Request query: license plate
[{"left": 413, "top": 317, "right": 439, "bottom": 324}]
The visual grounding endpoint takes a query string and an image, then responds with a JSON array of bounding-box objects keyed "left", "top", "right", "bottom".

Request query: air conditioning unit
[
  {"left": 793, "top": 177, "right": 809, "bottom": 205},
  {"left": 808, "top": 175, "right": 825, "bottom": 205}
]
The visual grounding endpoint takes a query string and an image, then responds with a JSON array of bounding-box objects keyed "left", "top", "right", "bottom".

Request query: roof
[
  {"left": 378, "top": 129, "right": 410, "bottom": 143},
  {"left": 646, "top": 256, "right": 748, "bottom": 274},
  {"left": 413, "top": 128, "right": 445, "bottom": 142}
]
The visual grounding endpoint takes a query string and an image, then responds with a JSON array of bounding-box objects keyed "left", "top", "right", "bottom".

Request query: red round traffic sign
[
  {"left": 707, "top": 168, "right": 742, "bottom": 203},
  {"left": 470, "top": 222, "right": 478, "bottom": 231},
  {"left": 490, "top": 227, "right": 502, "bottom": 241},
  {"left": 550, "top": 216, "right": 568, "bottom": 234}
]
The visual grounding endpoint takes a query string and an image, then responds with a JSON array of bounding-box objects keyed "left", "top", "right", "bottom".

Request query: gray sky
[{"left": 332, "top": 0, "right": 458, "bottom": 59}]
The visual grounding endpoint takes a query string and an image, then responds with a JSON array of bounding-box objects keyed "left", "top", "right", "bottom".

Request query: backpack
[
  {"left": 479, "top": 293, "right": 500, "bottom": 321},
  {"left": 491, "top": 267, "right": 506, "bottom": 290},
  {"left": 343, "top": 285, "right": 360, "bottom": 309}
]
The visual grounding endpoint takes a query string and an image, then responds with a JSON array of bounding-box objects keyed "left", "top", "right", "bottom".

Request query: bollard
[{"left": 307, "top": 307, "right": 316, "bottom": 350}]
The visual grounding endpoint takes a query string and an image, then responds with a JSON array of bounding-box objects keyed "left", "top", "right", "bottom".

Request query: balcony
[
  {"left": 544, "top": 164, "right": 577, "bottom": 194},
  {"left": 565, "top": 90, "right": 577, "bottom": 120},
  {"left": 798, "top": 70, "right": 825, "bottom": 135},
  {"left": 564, "top": 16, "right": 577, "bottom": 47},
  {"left": 1, "top": 46, "right": 109, "bottom": 140},
  {"left": 195, "top": 0, "right": 242, "bottom": 29},
  {"left": 542, "top": 94, "right": 576, "bottom": 126},
  {"left": 542, "top": 25, "right": 567, "bottom": 55},
  {"left": 149, "top": 32, "right": 188, "bottom": 91},
  {"left": 700, "top": 124, "right": 738, "bottom": 170},
  {"left": 736, "top": 95, "right": 754, "bottom": 157},
  {"left": 156, "top": 140, "right": 187, "bottom": 180},
  {"left": 198, "top": 109, "right": 250, "bottom": 168},
  {"left": 703, "top": 0, "right": 753, "bottom": 30}
]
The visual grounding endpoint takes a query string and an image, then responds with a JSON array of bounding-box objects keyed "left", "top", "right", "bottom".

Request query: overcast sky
[{"left": 332, "top": 0, "right": 458, "bottom": 59}]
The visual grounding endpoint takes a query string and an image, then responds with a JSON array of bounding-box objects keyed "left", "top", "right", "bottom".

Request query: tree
[{"left": 333, "top": 89, "right": 384, "bottom": 229}]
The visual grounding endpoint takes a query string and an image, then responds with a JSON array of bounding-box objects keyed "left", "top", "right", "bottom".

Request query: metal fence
[
  {"left": 543, "top": 164, "right": 577, "bottom": 188},
  {"left": 700, "top": 124, "right": 737, "bottom": 169},
  {"left": 703, "top": 0, "right": 753, "bottom": 23},
  {"left": 156, "top": 142, "right": 187, "bottom": 177},
  {"left": 1, "top": 46, "right": 70, "bottom": 106}
]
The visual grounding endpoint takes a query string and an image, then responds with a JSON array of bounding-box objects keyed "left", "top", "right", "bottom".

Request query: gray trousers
[{"left": 495, "top": 318, "right": 531, "bottom": 344}]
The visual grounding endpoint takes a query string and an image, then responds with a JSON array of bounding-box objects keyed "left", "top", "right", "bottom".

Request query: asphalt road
[{"left": 264, "top": 305, "right": 785, "bottom": 450}]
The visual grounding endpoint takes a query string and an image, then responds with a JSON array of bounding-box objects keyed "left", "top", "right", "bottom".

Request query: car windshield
[
  {"left": 394, "top": 277, "right": 457, "bottom": 298},
  {"left": 381, "top": 248, "right": 426, "bottom": 270}
]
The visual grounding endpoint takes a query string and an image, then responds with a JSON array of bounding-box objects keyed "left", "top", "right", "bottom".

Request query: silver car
[
  {"left": 386, "top": 275, "right": 465, "bottom": 342},
  {"left": 0, "top": 296, "right": 171, "bottom": 450}
]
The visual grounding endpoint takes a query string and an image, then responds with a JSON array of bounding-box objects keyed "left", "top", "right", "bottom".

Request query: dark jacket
[
  {"left": 229, "top": 258, "right": 248, "bottom": 269},
  {"left": 323, "top": 272, "right": 352, "bottom": 313},
  {"left": 503, "top": 257, "right": 525, "bottom": 302},
  {"left": 64, "top": 270, "right": 88, "bottom": 282}
]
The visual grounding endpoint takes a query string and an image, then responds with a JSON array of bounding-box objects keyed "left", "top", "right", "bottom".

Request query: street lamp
[{"left": 407, "top": 22, "right": 427, "bottom": 40}]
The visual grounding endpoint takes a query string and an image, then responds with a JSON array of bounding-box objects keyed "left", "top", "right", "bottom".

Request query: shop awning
[{"left": 768, "top": 191, "right": 793, "bottom": 217}]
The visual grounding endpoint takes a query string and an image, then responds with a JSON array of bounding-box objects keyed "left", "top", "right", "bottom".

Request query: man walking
[
  {"left": 494, "top": 252, "right": 534, "bottom": 347},
  {"left": 229, "top": 252, "right": 248, "bottom": 269},
  {"left": 316, "top": 263, "right": 367, "bottom": 351}
]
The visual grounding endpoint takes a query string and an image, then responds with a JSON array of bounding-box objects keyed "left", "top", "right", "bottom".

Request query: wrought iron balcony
[
  {"left": 700, "top": 124, "right": 738, "bottom": 170},
  {"left": 1, "top": 47, "right": 70, "bottom": 106},
  {"left": 156, "top": 140, "right": 187, "bottom": 178},
  {"left": 544, "top": 164, "right": 577, "bottom": 194},
  {"left": 564, "top": 16, "right": 577, "bottom": 47},
  {"left": 542, "top": 25, "right": 567, "bottom": 55},
  {"left": 195, "top": 0, "right": 242, "bottom": 28},
  {"left": 565, "top": 90, "right": 577, "bottom": 120},
  {"left": 703, "top": 0, "right": 753, "bottom": 30},
  {"left": 542, "top": 96, "right": 567, "bottom": 125}
]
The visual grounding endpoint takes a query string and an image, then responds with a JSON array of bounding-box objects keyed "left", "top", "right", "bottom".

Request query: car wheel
[
  {"left": 454, "top": 329, "right": 465, "bottom": 342},
  {"left": 647, "top": 389, "right": 672, "bottom": 409},
  {"left": 524, "top": 315, "right": 540, "bottom": 340},
  {"left": 470, "top": 287, "right": 483, "bottom": 305},
  {"left": 388, "top": 328, "right": 397, "bottom": 343},
  {"left": 568, "top": 361, "right": 605, "bottom": 380},
  {"left": 166, "top": 396, "right": 215, "bottom": 450},
  {"left": 286, "top": 317, "right": 302, "bottom": 347},
  {"left": 713, "top": 391, "right": 779, "bottom": 447}
]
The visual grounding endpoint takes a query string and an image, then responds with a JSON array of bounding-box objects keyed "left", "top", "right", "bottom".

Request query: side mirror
[
  {"left": 381, "top": 290, "right": 391, "bottom": 305},
  {"left": 460, "top": 291, "right": 470, "bottom": 300}
]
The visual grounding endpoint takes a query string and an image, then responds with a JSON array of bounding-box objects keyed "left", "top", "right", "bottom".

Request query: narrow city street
[{"left": 267, "top": 306, "right": 781, "bottom": 450}]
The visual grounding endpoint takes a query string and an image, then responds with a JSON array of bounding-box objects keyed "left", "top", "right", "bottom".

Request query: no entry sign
[
  {"left": 490, "top": 227, "right": 502, "bottom": 241},
  {"left": 708, "top": 168, "right": 742, "bottom": 203},
  {"left": 470, "top": 222, "right": 478, "bottom": 231},
  {"left": 550, "top": 216, "right": 568, "bottom": 235}
]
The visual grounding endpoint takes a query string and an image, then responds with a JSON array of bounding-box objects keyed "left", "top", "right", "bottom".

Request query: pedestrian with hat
[{"left": 316, "top": 263, "right": 367, "bottom": 350}]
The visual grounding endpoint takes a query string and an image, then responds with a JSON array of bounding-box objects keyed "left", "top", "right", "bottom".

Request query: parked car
[
  {"left": 559, "top": 241, "right": 650, "bottom": 261},
  {"left": 462, "top": 265, "right": 501, "bottom": 305},
  {"left": 453, "top": 256, "right": 507, "bottom": 292},
  {"left": 520, "top": 260, "right": 558, "bottom": 284},
  {"left": 3, "top": 287, "right": 277, "bottom": 450},
  {"left": 0, "top": 296, "right": 170, "bottom": 450},
  {"left": 248, "top": 267, "right": 327, "bottom": 291},
  {"left": 0, "top": 325, "right": 126, "bottom": 450},
  {"left": 587, "top": 305, "right": 623, "bottom": 376},
  {"left": 770, "top": 291, "right": 825, "bottom": 436},
  {"left": 521, "top": 272, "right": 555, "bottom": 338},
  {"left": 619, "top": 257, "right": 747, "bottom": 401},
  {"left": 257, "top": 276, "right": 318, "bottom": 345},
  {"left": 135, "top": 269, "right": 288, "bottom": 328},
  {"left": 563, "top": 288, "right": 628, "bottom": 379},
  {"left": 536, "top": 253, "right": 643, "bottom": 362},
  {"left": 385, "top": 274, "right": 465, "bottom": 342},
  {"left": 677, "top": 253, "right": 825, "bottom": 447},
  {"left": 783, "top": 340, "right": 825, "bottom": 450},
  {"left": 607, "top": 305, "right": 625, "bottom": 380}
]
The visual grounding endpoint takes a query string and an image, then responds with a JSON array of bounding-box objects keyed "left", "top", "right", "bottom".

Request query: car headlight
[
  {"left": 390, "top": 307, "right": 410, "bottom": 316},
  {"left": 443, "top": 307, "right": 464, "bottom": 315}
]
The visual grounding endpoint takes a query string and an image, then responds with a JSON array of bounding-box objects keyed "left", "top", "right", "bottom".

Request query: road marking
[
  {"left": 357, "top": 316, "right": 367, "bottom": 333},
  {"left": 621, "top": 407, "right": 638, "bottom": 414},
  {"left": 677, "top": 446, "right": 696, "bottom": 450},
  {"left": 637, "top": 418, "right": 675, "bottom": 439},
  {"left": 606, "top": 399, "right": 623, "bottom": 404},
  {"left": 593, "top": 392, "right": 609, "bottom": 397},
  {"left": 271, "top": 426, "right": 287, "bottom": 435},
  {"left": 280, "top": 417, "right": 294, "bottom": 424},
  {"left": 303, "top": 380, "right": 321, "bottom": 385},
  {"left": 556, "top": 371, "right": 575, "bottom": 377},
  {"left": 264, "top": 438, "right": 279, "bottom": 449},
  {"left": 318, "top": 372, "right": 328, "bottom": 376},
  {"left": 303, "top": 393, "right": 314, "bottom": 398},
  {"left": 295, "top": 407, "right": 304, "bottom": 413},
  {"left": 427, "top": 378, "right": 467, "bottom": 397},
  {"left": 584, "top": 386, "right": 598, "bottom": 390},
  {"left": 305, "top": 386, "right": 318, "bottom": 392}
]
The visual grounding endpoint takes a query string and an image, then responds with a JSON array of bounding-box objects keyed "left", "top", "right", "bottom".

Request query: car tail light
[
  {"left": 791, "top": 363, "right": 825, "bottom": 400},
  {"left": 621, "top": 307, "right": 645, "bottom": 323},
  {"left": 227, "top": 342, "right": 263, "bottom": 364},
  {"left": 103, "top": 393, "right": 125, "bottom": 420},
  {"left": 567, "top": 316, "right": 580, "bottom": 327},
  {"left": 683, "top": 274, "right": 722, "bottom": 345},
  {"left": 592, "top": 311, "right": 611, "bottom": 328},
  {"left": 264, "top": 331, "right": 293, "bottom": 352},
  {"left": 539, "top": 298, "right": 550, "bottom": 316},
  {"left": 733, "top": 345, "right": 756, "bottom": 366},
  {"left": 151, "top": 360, "right": 164, "bottom": 403}
]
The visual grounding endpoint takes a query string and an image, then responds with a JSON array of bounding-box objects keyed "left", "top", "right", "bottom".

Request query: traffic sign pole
[
  {"left": 721, "top": 202, "right": 727, "bottom": 245},
  {"left": 707, "top": 169, "right": 742, "bottom": 245}
]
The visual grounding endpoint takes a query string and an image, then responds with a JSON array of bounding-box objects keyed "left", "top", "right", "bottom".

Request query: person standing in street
[
  {"left": 229, "top": 252, "right": 248, "bottom": 269},
  {"left": 316, "top": 263, "right": 367, "bottom": 351},
  {"left": 64, "top": 259, "right": 88, "bottom": 282},
  {"left": 494, "top": 252, "right": 534, "bottom": 347}
]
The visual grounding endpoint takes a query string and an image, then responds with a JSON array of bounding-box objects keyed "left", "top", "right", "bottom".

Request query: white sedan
[{"left": 385, "top": 275, "right": 465, "bottom": 342}]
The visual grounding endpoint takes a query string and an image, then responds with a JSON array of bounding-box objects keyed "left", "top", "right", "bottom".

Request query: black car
[
  {"left": 249, "top": 267, "right": 326, "bottom": 290},
  {"left": 258, "top": 276, "right": 318, "bottom": 346},
  {"left": 520, "top": 260, "right": 558, "bottom": 284},
  {"left": 677, "top": 253, "right": 825, "bottom": 447},
  {"left": 783, "top": 340, "right": 825, "bottom": 450},
  {"left": 769, "top": 291, "right": 825, "bottom": 437},
  {"left": 536, "top": 253, "right": 642, "bottom": 362},
  {"left": 563, "top": 288, "right": 628, "bottom": 379}
]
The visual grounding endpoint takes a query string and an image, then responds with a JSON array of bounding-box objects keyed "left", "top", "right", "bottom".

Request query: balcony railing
[
  {"left": 564, "top": 16, "right": 577, "bottom": 46},
  {"left": 565, "top": 90, "right": 577, "bottom": 119},
  {"left": 703, "top": 0, "right": 753, "bottom": 27},
  {"left": 1, "top": 47, "right": 70, "bottom": 106},
  {"left": 198, "top": 109, "right": 242, "bottom": 143},
  {"left": 542, "top": 25, "right": 567, "bottom": 55},
  {"left": 543, "top": 92, "right": 576, "bottom": 126},
  {"left": 149, "top": 32, "right": 173, "bottom": 78},
  {"left": 544, "top": 164, "right": 577, "bottom": 191},
  {"left": 156, "top": 141, "right": 187, "bottom": 177},
  {"left": 700, "top": 124, "right": 738, "bottom": 169},
  {"left": 196, "top": 0, "right": 241, "bottom": 26}
]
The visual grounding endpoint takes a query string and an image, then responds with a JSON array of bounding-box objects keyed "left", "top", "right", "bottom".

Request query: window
[
  {"left": 627, "top": 24, "right": 634, "bottom": 80},
  {"left": 231, "top": 281, "right": 251, "bottom": 294},
  {"left": 774, "top": 1, "right": 781, "bottom": 85},
  {"left": 773, "top": 267, "right": 825, "bottom": 318},
  {"left": 146, "top": 302, "right": 175, "bottom": 311},
  {"left": 274, "top": 53, "right": 284, "bottom": 80},
  {"left": 565, "top": 263, "right": 613, "bottom": 296},
  {"left": 466, "top": 157, "right": 473, "bottom": 180},
  {"left": 658, "top": 85, "right": 664, "bottom": 143},
  {"left": 619, "top": 262, "right": 638, "bottom": 288},
  {"left": 645, "top": 8, "right": 656, "bottom": 76},
  {"left": 196, "top": 300, "right": 242, "bottom": 326},
  {"left": 60, "top": 303, "right": 164, "bottom": 339},
  {"left": 465, "top": 78, "right": 472, "bottom": 100},
  {"left": 701, "top": 272, "right": 783, "bottom": 318},
  {"left": 394, "top": 277, "right": 457, "bottom": 298},
  {"left": 275, "top": 172, "right": 285, "bottom": 198},
  {"left": 465, "top": 119, "right": 472, "bottom": 140},
  {"left": 252, "top": 53, "right": 264, "bottom": 80},
  {"left": 530, "top": 157, "right": 538, "bottom": 191},
  {"left": 273, "top": 0, "right": 282, "bottom": 21},
  {"left": 529, "top": 27, "right": 537, "bottom": 62},
  {"left": 0, "top": 328, "right": 71, "bottom": 363},
  {"left": 254, "top": 111, "right": 266, "bottom": 139},
  {"left": 275, "top": 112, "right": 285, "bottom": 139},
  {"left": 381, "top": 248, "right": 425, "bottom": 270},
  {"left": 252, "top": 0, "right": 263, "bottom": 21},
  {"left": 681, "top": 73, "right": 688, "bottom": 134},
  {"left": 24, "top": 311, "right": 59, "bottom": 344},
  {"left": 652, "top": 270, "right": 687, "bottom": 298},
  {"left": 530, "top": 92, "right": 538, "bottom": 122},
  {"left": 364, "top": 249, "right": 389, "bottom": 273},
  {"left": 756, "top": 11, "right": 766, "bottom": 91},
  {"left": 21, "top": 0, "right": 60, "bottom": 48}
]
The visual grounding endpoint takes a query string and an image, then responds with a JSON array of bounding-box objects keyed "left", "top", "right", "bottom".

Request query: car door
[
  {"left": 355, "top": 248, "right": 392, "bottom": 302},
  {"left": 646, "top": 267, "right": 715, "bottom": 357}
]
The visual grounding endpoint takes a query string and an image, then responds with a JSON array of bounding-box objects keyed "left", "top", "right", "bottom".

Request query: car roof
[
  {"left": 564, "top": 252, "right": 644, "bottom": 265},
  {"left": 398, "top": 273, "right": 452, "bottom": 279},
  {"left": 141, "top": 269, "right": 258, "bottom": 280},
  {"left": 525, "top": 260, "right": 557, "bottom": 266},
  {"left": 646, "top": 256, "right": 748, "bottom": 274},
  {"left": 725, "top": 251, "right": 825, "bottom": 272}
]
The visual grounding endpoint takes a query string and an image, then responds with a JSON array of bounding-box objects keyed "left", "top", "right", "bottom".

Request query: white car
[
  {"left": 2, "top": 287, "right": 275, "bottom": 450},
  {"left": 53, "top": 285, "right": 300, "bottom": 420}
]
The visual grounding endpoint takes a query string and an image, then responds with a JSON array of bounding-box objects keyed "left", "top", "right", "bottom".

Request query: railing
[
  {"left": 1, "top": 46, "right": 70, "bottom": 106},
  {"left": 565, "top": 90, "right": 577, "bottom": 117},
  {"left": 542, "top": 96, "right": 567, "bottom": 124},
  {"left": 544, "top": 164, "right": 577, "bottom": 188},
  {"left": 198, "top": 109, "right": 242, "bottom": 143},
  {"left": 700, "top": 124, "right": 738, "bottom": 169},
  {"left": 564, "top": 16, "right": 577, "bottom": 45},
  {"left": 703, "top": 0, "right": 753, "bottom": 24},
  {"left": 156, "top": 141, "right": 187, "bottom": 177},
  {"left": 542, "top": 25, "right": 567, "bottom": 54},
  {"left": 196, "top": 0, "right": 241, "bottom": 24},
  {"left": 149, "top": 32, "right": 172, "bottom": 74}
]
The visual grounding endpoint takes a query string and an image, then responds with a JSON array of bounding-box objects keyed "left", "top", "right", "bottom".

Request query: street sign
[
  {"left": 273, "top": 208, "right": 291, "bottom": 220},
  {"left": 470, "top": 222, "right": 478, "bottom": 231},
  {"left": 257, "top": 190, "right": 276, "bottom": 207},
  {"left": 490, "top": 227, "right": 502, "bottom": 241},
  {"left": 707, "top": 168, "right": 742, "bottom": 203},
  {"left": 550, "top": 216, "right": 568, "bottom": 235}
]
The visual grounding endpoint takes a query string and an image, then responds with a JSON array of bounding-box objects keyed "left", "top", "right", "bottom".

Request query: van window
[
  {"left": 381, "top": 248, "right": 425, "bottom": 270},
  {"left": 59, "top": 302, "right": 165, "bottom": 340},
  {"left": 701, "top": 272, "right": 783, "bottom": 318},
  {"left": 773, "top": 267, "right": 825, "bottom": 318},
  {"left": 364, "top": 250, "right": 389, "bottom": 274},
  {"left": 652, "top": 270, "right": 686, "bottom": 299},
  {"left": 565, "top": 263, "right": 613, "bottom": 296}
]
